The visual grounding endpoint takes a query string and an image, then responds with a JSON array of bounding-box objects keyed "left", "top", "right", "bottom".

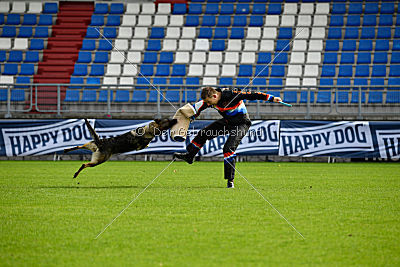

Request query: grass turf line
[{"left": 0, "top": 161, "right": 399, "bottom": 266}]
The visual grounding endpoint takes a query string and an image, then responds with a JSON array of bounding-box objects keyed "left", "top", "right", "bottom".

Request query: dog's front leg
[{"left": 73, "top": 162, "right": 99, "bottom": 178}]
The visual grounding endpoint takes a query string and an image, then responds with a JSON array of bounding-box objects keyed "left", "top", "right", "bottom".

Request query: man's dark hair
[{"left": 201, "top": 87, "right": 217, "bottom": 100}]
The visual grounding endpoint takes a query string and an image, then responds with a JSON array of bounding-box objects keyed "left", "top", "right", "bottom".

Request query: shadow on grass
[{"left": 38, "top": 185, "right": 223, "bottom": 190}]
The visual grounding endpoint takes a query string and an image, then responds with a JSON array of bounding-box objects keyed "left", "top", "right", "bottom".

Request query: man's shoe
[
  {"left": 173, "top": 152, "right": 194, "bottom": 164},
  {"left": 227, "top": 180, "right": 234, "bottom": 188}
]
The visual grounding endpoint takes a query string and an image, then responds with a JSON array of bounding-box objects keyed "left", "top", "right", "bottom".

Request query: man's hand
[{"left": 273, "top": 96, "right": 283, "bottom": 103}]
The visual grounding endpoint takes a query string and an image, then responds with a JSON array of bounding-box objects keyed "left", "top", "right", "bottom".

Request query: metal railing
[{"left": 1, "top": 83, "right": 399, "bottom": 119}]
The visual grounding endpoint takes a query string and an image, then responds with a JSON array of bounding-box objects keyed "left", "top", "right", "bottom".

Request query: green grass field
[{"left": 0, "top": 161, "right": 399, "bottom": 266}]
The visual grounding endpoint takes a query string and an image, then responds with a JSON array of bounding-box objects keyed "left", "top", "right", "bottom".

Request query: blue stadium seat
[
  {"left": 150, "top": 27, "right": 164, "bottom": 39},
  {"left": 131, "top": 90, "right": 147, "bottom": 102},
  {"left": 94, "top": 3, "right": 108, "bottom": 14},
  {"left": 3, "top": 64, "right": 18, "bottom": 75},
  {"left": 342, "top": 40, "right": 356, "bottom": 51},
  {"left": 392, "top": 40, "right": 400, "bottom": 51},
  {"left": 86, "top": 77, "right": 100, "bottom": 89},
  {"left": 238, "top": 65, "right": 253, "bottom": 77},
  {"left": 375, "top": 40, "right": 389, "bottom": 51},
  {"left": 0, "top": 14, "right": 3, "bottom": 25},
  {"left": 143, "top": 52, "right": 157, "bottom": 63},
  {"left": 170, "top": 77, "right": 184, "bottom": 87},
  {"left": 34, "top": 27, "right": 49, "bottom": 38},
  {"left": 205, "top": 3, "right": 219, "bottom": 14},
  {"left": 267, "top": 3, "right": 281, "bottom": 15},
  {"left": 211, "top": 40, "right": 225, "bottom": 51},
  {"left": 0, "top": 51, "right": 5, "bottom": 62},
  {"left": 357, "top": 52, "right": 372, "bottom": 64},
  {"left": 389, "top": 65, "right": 400, "bottom": 77},
  {"left": 372, "top": 65, "right": 386, "bottom": 77},
  {"left": 103, "top": 27, "right": 117, "bottom": 38},
  {"left": 236, "top": 78, "right": 250, "bottom": 88},
  {"left": 98, "top": 40, "right": 112, "bottom": 51},
  {"left": 270, "top": 66, "right": 285, "bottom": 77},
  {"left": 98, "top": 90, "right": 113, "bottom": 102},
  {"left": 391, "top": 52, "right": 400, "bottom": 64},
  {"left": 325, "top": 40, "right": 339, "bottom": 51},
  {"left": 236, "top": 4, "right": 250, "bottom": 14},
  {"left": 110, "top": 3, "right": 124, "bottom": 14},
  {"left": 214, "top": 28, "right": 228, "bottom": 39},
  {"left": 202, "top": 15, "right": 216, "bottom": 26},
  {"left": 349, "top": 3, "right": 363, "bottom": 14},
  {"left": 70, "top": 77, "right": 84, "bottom": 89},
  {"left": 362, "top": 15, "right": 376, "bottom": 26},
  {"left": 1, "top": 26, "right": 16, "bottom": 37},
  {"left": 268, "top": 78, "right": 283, "bottom": 97},
  {"left": 253, "top": 4, "right": 266, "bottom": 14},
  {"left": 38, "top": 14, "right": 52, "bottom": 26},
  {"left": 374, "top": 52, "right": 388, "bottom": 64},
  {"left": 233, "top": 16, "right": 247, "bottom": 27},
  {"left": 172, "top": 4, "right": 186, "bottom": 14},
  {"left": 328, "top": 28, "right": 342, "bottom": 39},
  {"left": 275, "top": 40, "right": 290, "bottom": 51},
  {"left": 185, "top": 15, "right": 199, "bottom": 26},
  {"left": 172, "top": 65, "right": 186, "bottom": 76},
  {"left": 15, "top": 77, "right": 31, "bottom": 89},
  {"left": 77, "top": 51, "right": 92, "bottom": 63},
  {"left": 186, "top": 77, "right": 200, "bottom": 87},
  {"left": 220, "top": 77, "right": 234, "bottom": 86},
  {"left": 89, "top": 65, "right": 104, "bottom": 76},
  {"left": 394, "top": 28, "right": 400, "bottom": 38},
  {"left": 340, "top": 52, "right": 354, "bottom": 64},
  {"left": 330, "top": 15, "right": 344, "bottom": 26},
  {"left": 255, "top": 65, "right": 269, "bottom": 77},
  {"left": 332, "top": 3, "right": 346, "bottom": 14},
  {"left": 72, "top": 64, "right": 88, "bottom": 76},
  {"left": 141, "top": 65, "right": 154, "bottom": 76},
  {"left": 188, "top": 3, "right": 202, "bottom": 14},
  {"left": 165, "top": 91, "right": 180, "bottom": 103},
  {"left": 86, "top": 27, "right": 100, "bottom": 38},
  {"left": 19, "top": 26, "right": 33, "bottom": 37},
  {"left": 8, "top": 51, "right": 23, "bottom": 62},
  {"left": 220, "top": 4, "right": 234, "bottom": 14},
  {"left": 283, "top": 92, "right": 297, "bottom": 104},
  {"left": 278, "top": 28, "right": 292, "bottom": 39},
  {"left": 344, "top": 28, "right": 359, "bottom": 39},
  {"left": 364, "top": 3, "right": 379, "bottom": 14},
  {"left": 182, "top": 90, "right": 197, "bottom": 102},
  {"left": 321, "top": 65, "right": 336, "bottom": 77},
  {"left": 336, "top": 78, "right": 350, "bottom": 103},
  {"left": 387, "top": 78, "right": 400, "bottom": 103},
  {"left": 273, "top": 52, "right": 287, "bottom": 64},
  {"left": 338, "top": 65, "right": 353, "bottom": 77},
  {"left": 148, "top": 91, "right": 163, "bottom": 103},
  {"left": 93, "top": 51, "right": 108, "bottom": 63},
  {"left": 317, "top": 78, "right": 333, "bottom": 103},
  {"left": 355, "top": 65, "right": 370, "bottom": 77},
  {"left": 252, "top": 78, "right": 267, "bottom": 90},
  {"left": 300, "top": 91, "right": 315, "bottom": 104},
  {"left": 153, "top": 77, "right": 167, "bottom": 87},
  {"left": 323, "top": 53, "right": 338, "bottom": 64},
  {"left": 249, "top": 16, "right": 263, "bottom": 27},
  {"left": 90, "top": 15, "right": 104, "bottom": 26},
  {"left": 6, "top": 14, "right": 20, "bottom": 25},
  {"left": 11, "top": 90, "right": 25, "bottom": 102},
  {"left": 81, "top": 90, "right": 97, "bottom": 102},
  {"left": 360, "top": 28, "right": 375, "bottom": 39},
  {"left": 397, "top": 16, "right": 400, "bottom": 26},
  {"left": 359, "top": 40, "right": 373, "bottom": 51},
  {"left": 156, "top": 65, "right": 170, "bottom": 76},
  {"left": 377, "top": 27, "right": 391, "bottom": 39},
  {"left": 346, "top": 15, "right": 360, "bottom": 26},
  {"left": 381, "top": 3, "right": 395, "bottom": 14},
  {"left": 107, "top": 15, "right": 120, "bottom": 26},
  {"left": 217, "top": 16, "right": 231, "bottom": 26},
  {"left": 20, "top": 64, "right": 34, "bottom": 75},
  {"left": 147, "top": 40, "right": 161, "bottom": 51},
  {"left": 22, "top": 14, "right": 37, "bottom": 25},
  {"left": 159, "top": 52, "right": 173, "bottom": 63},
  {"left": 257, "top": 52, "right": 272, "bottom": 64},
  {"left": 230, "top": 28, "right": 244, "bottom": 39},
  {"left": 351, "top": 78, "right": 367, "bottom": 103},
  {"left": 43, "top": 3, "right": 58, "bottom": 14},
  {"left": 199, "top": 28, "right": 212, "bottom": 38},
  {"left": 114, "top": 90, "right": 129, "bottom": 102},
  {"left": 81, "top": 39, "right": 96, "bottom": 51},
  {"left": 379, "top": 15, "right": 393, "bottom": 26},
  {"left": 64, "top": 90, "right": 80, "bottom": 102}
]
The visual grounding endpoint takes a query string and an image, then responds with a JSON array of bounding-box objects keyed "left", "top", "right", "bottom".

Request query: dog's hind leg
[
  {"left": 84, "top": 119, "right": 101, "bottom": 147},
  {"left": 73, "top": 162, "right": 99, "bottom": 178},
  {"left": 72, "top": 150, "right": 109, "bottom": 178}
]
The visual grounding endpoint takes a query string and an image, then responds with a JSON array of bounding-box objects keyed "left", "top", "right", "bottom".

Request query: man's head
[{"left": 201, "top": 87, "right": 220, "bottom": 105}]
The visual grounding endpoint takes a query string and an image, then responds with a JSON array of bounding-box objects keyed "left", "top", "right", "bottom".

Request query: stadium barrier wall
[{"left": 0, "top": 119, "right": 399, "bottom": 159}]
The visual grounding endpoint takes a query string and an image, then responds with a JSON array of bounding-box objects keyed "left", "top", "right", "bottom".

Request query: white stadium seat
[
  {"left": 292, "top": 40, "right": 307, "bottom": 51},
  {"left": 27, "top": 2, "right": 42, "bottom": 13},
  {"left": 114, "top": 39, "right": 128, "bottom": 50},
  {"left": 0, "top": 2, "right": 10, "bottom": 13},
  {"left": 208, "top": 52, "right": 222, "bottom": 63},
  {"left": 297, "top": 15, "right": 312, "bottom": 26},
  {"left": 175, "top": 52, "right": 190, "bottom": 63},
  {"left": 247, "top": 28, "right": 261, "bottom": 39},
  {"left": 311, "top": 28, "right": 325, "bottom": 39},
  {"left": 157, "top": 3, "right": 171, "bottom": 14},
  {"left": 315, "top": 3, "right": 330, "bottom": 15},
  {"left": 224, "top": 52, "right": 239, "bottom": 64},
  {"left": 296, "top": 27, "right": 310, "bottom": 39},
  {"left": 126, "top": 3, "right": 140, "bottom": 14},
  {"left": 313, "top": 15, "right": 328, "bottom": 26},
  {"left": 137, "top": 15, "right": 152, "bottom": 26},
  {"left": 141, "top": 3, "right": 155, "bottom": 14},
  {"left": 169, "top": 15, "right": 184, "bottom": 26},
  {"left": 127, "top": 51, "right": 141, "bottom": 63},
  {"left": 13, "top": 38, "right": 28, "bottom": 50},
  {"left": 153, "top": 15, "right": 168, "bottom": 27},
  {"left": 0, "top": 38, "right": 11, "bottom": 50},
  {"left": 286, "top": 78, "right": 300, "bottom": 86},
  {"left": 243, "top": 40, "right": 258, "bottom": 51},
  {"left": 191, "top": 52, "right": 206, "bottom": 63},
  {"left": 0, "top": 76, "right": 14, "bottom": 86},
  {"left": 300, "top": 3, "right": 314, "bottom": 14},
  {"left": 181, "top": 27, "right": 196, "bottom": 39},
  {"left": 221, "top": 65, "right": 236, "bottom": 77},
  {"left": 11, "top": 2, "right": 26, "bottom": 13},
  {"left": 130, "top": 40, "right": 145, "bottom": 51},
  {"left": 122, "top": 64, "right": 138, "bottom": 76},
  {"left": 119, "top": 77, "right": 134, "bottom": 88},
  {"left": 121, "top": 15, "right": 136, "bottom": 27},
  {"left": 227, "top": 40, "right": 242, "bottom": 51},
  {"left": 302, "top": 78, "right": 317, "bottom": 86},
  {"left": 259, "top": 40, "right": 274, "bottom": 51},
  {"left": 205, "top": 65, "right": 220, "bottom": 77},
  {"left": 290, "top": 52, "right": 305, "bottom": 64},
  {"left": 264, "top": 15, "right": 279, "bottom": 27},
  {"left": 308, "top": 40, "right": 323, "bottom": 51},
  {"left": 103, "top": 77, "right": 118, "bottom": 88},
  {"left": 118, "top": 27, "right": 133, "bottom": 38},
  {"left": 203, "top": 77, "right": 217, "bottom": 86},
  {"left": 165, "top": 27, "right": 180, "bottom": 39},
  {"left": 178, "top": 40, "right": 193, "bottom": 51},
  {"left": 283, "top": 3, "right": 297, "bottom": 15},
  {"left": 106, "top": 64, "right": 121, "bottom": 76},
  {"left": 287, "top": 65, "right": 303, "bottom": 77},
  {"left": 110, "top": 51, "right": 125, "bottom": 63},
  {"left": 241, "top": 52, "right": 256, "bottom": 64},
  {"left": 306, "top": 52, "right": 322, "bottom": 64},
  {"left": 281, "top": 15, "right": 295, "bottom": 27},
  {"left": 304, "top": 65, "right": 319, "bottom": 77},
  {"left": 162, "top": 39, "right": 177, "bottom": 51},
  {"left": 263, "top": 28, "right": 277, "bottom": 39},
  {"left": 195, "top": 39, "right": 209, "bottom": 51},
  {"left": 188, "top": 64, "right": 203, "bottom": 76},
  {"left": 133, "top": 27, "right": 148, "bottom": 39}
]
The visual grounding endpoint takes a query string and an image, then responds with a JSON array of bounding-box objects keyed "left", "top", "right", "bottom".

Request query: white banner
[{"left": 376, "top": 130, "right": 400, "bottom": 159}]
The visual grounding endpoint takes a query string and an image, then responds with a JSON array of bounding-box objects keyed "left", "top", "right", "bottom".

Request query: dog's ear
[{"left": 154, "top": 118, "right": 161, "bottom": 124}]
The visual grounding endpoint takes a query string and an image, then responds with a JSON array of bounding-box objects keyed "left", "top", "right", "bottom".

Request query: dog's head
[{"left": 150, "top": 118, "right": 177, "bottom": 135}]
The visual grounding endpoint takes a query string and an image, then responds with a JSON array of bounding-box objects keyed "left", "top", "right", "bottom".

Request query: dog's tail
[
  {"left": 64, "top": 147, "right": 79, "bottom": 154},
  {"left": 84, "top": 119, "right": 101, "bottom": 146}
]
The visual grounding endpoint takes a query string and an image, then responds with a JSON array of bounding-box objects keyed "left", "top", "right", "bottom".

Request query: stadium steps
[{"left": 31, "top": 1, "right": 93, "bottom": 111}]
